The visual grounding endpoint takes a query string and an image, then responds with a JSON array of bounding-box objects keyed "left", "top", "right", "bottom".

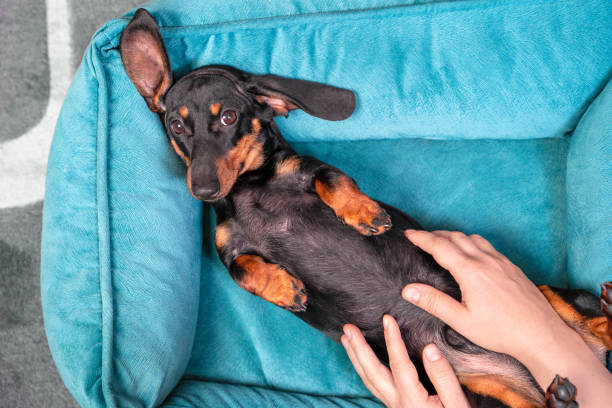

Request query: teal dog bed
[{"left": 41, "top": 0, "right": 612, "bottom": 406}]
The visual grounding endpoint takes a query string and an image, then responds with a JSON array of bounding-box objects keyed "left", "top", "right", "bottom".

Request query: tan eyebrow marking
[
  {"left": 178, "top": 106, "right": 189, "bottom": 118},
  {"left": 210, "top": 103, "right": 221, "bottom": 116}
]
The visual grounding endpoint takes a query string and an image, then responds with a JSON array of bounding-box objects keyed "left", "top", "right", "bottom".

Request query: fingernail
[
  {"left": 425, "top": 345, "right": 441, "bottom": 362},
  {"left": 405, "top": 229, "right": 416, "bottom": 237},
  {"left": 383, "top": 315, "right": 389, "bottom": 330},
  {"left": 403, "top": 287, "right": 420, "bottom": 303},
  {"left": 343, "top": 325, "right": 352, "bottom": 340}
]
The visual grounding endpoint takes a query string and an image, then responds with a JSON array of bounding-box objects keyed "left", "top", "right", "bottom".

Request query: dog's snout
[
  {"left": 192, "top": 182, "right": 220, "bottom": 201},
  {"left": 188, "top": 155, "right": 221, "bottom": 201}
]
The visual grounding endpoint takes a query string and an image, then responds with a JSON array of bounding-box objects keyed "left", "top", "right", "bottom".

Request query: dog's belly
[
  {"left": 230, "top": 185, "right": 458, "bottom": 351},
  {"left": 228, "top": 185, "right": 544, "bottom": 402}
]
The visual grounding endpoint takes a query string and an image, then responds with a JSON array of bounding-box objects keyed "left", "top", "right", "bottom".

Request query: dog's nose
[{"left": 193, "top": 184, "right": 219, "bottom": 201}]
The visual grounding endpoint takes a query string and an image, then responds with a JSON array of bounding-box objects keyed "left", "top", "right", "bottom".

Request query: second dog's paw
[{"left": 545, "top": 375, "right": 578, "bottom": 408}]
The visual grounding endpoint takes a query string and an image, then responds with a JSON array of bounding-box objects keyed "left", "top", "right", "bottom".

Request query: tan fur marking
[
  {"left": 275, "top": 156, "right": 301, "bottom": 177},
  {"left": 210, "top": 103, "right": 221, "bottom": 116},
  {"left": 539, "top": 285, "right": 609, "bottom": 360},
  {"left": 179, "top": 106, "right": 189, "bottom": 118},
  {"left": 215, "top": 223, "right": 231, "bottom": 249},
  {"left": 170, "top": 139, "right": 190, "bottom": 165},
  {"left": 459, "top": 375, "right": 541, "bottom": 408},
  {"left": 233, "top": 255, "right": 306, "bottom": 308},
  {"left": 587, "top": 316, "right": 612, "bottom": 348},
  {"left": 215, "top": 119, "right": 264, "bottom": 197},
  {"left": 315, "top": 175, "right": 389, "bottom": 235},
  {"left": 539, "top": 286, "right": 582, "bottom": 322},
  {"left": 186, "top": 166, "right": 197, "bottom": 199},
  {"left": 151, "top": 74, "right": 167, "bottom": 112}
]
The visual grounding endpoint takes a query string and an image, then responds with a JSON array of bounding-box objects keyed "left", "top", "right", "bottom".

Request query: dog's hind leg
[
  {"left": 591, "top": 282, "right": 612, "bottom": 347},
  {"left": 457, "top": 374, "right": 542, "bottom": 408},
  {"left": 539, "top": 285, "right": 612, "bottom": 361}
]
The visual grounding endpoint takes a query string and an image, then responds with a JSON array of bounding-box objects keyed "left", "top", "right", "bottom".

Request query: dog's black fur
[{"left": 120, "top": 9, "right": 611, "bottom": 407}]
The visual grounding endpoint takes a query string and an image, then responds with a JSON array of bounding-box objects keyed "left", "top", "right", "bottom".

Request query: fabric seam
[{"left": 91, "top": 37, "right": 117, "bottom": 408}]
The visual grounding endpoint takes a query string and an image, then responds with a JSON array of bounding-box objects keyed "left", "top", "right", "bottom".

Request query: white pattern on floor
[{"left": 0, "top": 0, "right": 72, "bottom": 209}]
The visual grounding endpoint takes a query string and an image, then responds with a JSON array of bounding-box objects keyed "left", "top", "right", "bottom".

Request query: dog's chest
[{"left": 230, "top": 177, "right": 329, "bottom": 239}]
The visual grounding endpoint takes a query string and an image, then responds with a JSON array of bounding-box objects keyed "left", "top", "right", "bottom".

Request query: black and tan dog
[{"left": 120, "top": 9, "right": 611, "bottom": 408}]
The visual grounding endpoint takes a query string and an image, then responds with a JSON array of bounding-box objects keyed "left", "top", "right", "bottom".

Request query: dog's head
[{"left": 120, "top": 9, "right": 355, "bottom": 201}]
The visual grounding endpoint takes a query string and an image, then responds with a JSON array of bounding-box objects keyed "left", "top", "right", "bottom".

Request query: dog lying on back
[{"left": 120, "top": 9, "right": 611, "bottom": 407}]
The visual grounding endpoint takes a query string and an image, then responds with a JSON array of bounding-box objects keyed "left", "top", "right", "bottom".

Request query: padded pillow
[
  {"left": 41, "top": 0, "right": 612, "bottom": 407},
  {"left": 42, "top": 55, "right": 202, "bottom": 407},
  {"left": 567, "top": 78, "right": 612, "bottom": 294}
]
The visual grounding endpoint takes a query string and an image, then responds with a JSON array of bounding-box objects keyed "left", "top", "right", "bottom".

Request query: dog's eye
[
  {"left": 220, "top": 109, "right": 237, "bottom": 126},
  {"left": 171, "top": 120, "right": 185, "bottom": 134}
]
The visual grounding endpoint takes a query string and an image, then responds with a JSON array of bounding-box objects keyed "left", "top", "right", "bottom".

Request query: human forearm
[{"left": 518, "top": 328, "right": 612, "bottom": 408}]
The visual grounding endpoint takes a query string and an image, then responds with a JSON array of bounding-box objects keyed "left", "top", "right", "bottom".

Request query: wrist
[
  {"left": 520, "top": 328, "right": 588, "bottom": 388},
  {"left": 516, "top": 328, "right": 612, "bottom": 407},
  {"left": 511, "top": 320, "right": 580, "bottom": 372}
]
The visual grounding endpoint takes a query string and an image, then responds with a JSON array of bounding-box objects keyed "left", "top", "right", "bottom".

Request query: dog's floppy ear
[
  {"left": 246, "top": 74, "right": 356, "bottom": 121},
  {"left": 120, "top": 8, "right": 172, "bottom": 113}
]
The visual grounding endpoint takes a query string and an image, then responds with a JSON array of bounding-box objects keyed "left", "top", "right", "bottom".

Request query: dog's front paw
[
  {"left": 263, "top": 265, "right": 308, "bottom": 312},
  {"left": 315, "top": 175, "right": 392, "bottom": 236},
  {"left": 234, "top": 255, "right": 308, "bottom": 312},
  {"left": 284, "top": 274, "right": 308, "bottom": 312},
  {"left": 338, "top": 199, "right": 392, "bottom": 236},
  {"left": 545, "top": 375, "right": 578, "bottom": 408}
]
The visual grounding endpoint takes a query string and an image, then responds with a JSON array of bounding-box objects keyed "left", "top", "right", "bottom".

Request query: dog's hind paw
[{"left": 545, "top": 375, "right": 578, "bottom": 408}]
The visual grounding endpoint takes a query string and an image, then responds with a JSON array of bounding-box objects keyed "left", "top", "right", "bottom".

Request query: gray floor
[{"left": 0, "top": 1, "right": 141, "bottom": 406}]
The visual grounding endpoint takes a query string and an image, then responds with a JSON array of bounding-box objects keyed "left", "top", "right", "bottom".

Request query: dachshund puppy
[{"left": 120, "top": 9, "right": 611, "bottom": 407}]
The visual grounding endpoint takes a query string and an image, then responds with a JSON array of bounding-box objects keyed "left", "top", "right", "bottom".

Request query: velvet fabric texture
[{"left": 41, "top": 0, "right": 612, "bottom": 407}]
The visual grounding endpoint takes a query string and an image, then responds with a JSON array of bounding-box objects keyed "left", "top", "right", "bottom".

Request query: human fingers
[
  {"left": 341, "top": 333, "right": 387, "bottom": 403},
  {"left": 404, "top": 230, "right": 473, "bottom": 283},
  {"left": 422, "top": 344, "right": 470, "bottom": 408},
  {"left": 467, "top": 234, "right": 509, "bottom": 262},
  {"left": 382, "top": 315, "right": 429, "bottom": 404},
  {"left": 430, "top": 230, "right": 484, "bottom": 258},
  {"left": 402, "top": 284, "right": 468, "bottom": 332},
  {"left": 343, "top": 324, "right": 398, "bottom": 405}
]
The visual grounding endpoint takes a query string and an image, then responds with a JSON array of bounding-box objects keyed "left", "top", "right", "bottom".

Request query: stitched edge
[{"left": 90, "top": 33, "right": 117, "bottom": 408}]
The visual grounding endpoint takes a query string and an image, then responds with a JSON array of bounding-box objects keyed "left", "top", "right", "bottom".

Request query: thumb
[{"left": 402, "top": 283, "right": 466, "bottom": 330}]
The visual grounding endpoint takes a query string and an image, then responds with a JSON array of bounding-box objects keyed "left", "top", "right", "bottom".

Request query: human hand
[
  {"left": 341, "top": 315, "right": 470, "bottom": 408},
  {"left": 401, "top": 229, "right": 573, "bottom": 363},
  {"left": 402, "top": 229, "right": 612, "bottom": 407}
]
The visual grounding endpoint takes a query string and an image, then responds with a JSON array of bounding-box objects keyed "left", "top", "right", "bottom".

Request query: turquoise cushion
[
  {"left": 567, "top": 79, "right": 612, "bottom": 294},
  {"left": 41, "top": 0, "right": 612, "bottom": 407}
]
